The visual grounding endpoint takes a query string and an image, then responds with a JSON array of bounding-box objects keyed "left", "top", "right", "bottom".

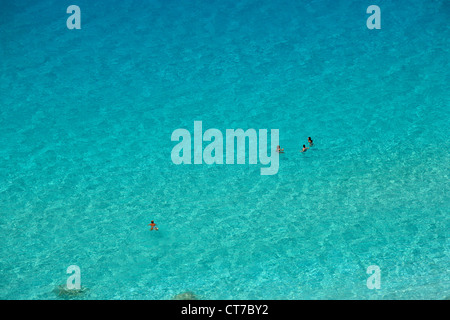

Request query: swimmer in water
[
  {"left": 148, "top": 220, "right": 158, "bottom": 231},
  {"left": 308, "top": 137, "right": 314, "bottom": 146},
  {"left": 276, "top": 145, "right": 284, "bottom": 153},
  {"left": 301, "top": 144, "right": 309, "bottom": 153}
]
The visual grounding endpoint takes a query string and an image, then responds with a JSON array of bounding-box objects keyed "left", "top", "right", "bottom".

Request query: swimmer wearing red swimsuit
[{"left": 148, "top": 220, "right": 158, "bottom": 231}]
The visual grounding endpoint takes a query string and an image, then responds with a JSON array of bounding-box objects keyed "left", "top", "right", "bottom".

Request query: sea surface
[{"left": 0, "top": 0, "right": 449, "bottom": 299}]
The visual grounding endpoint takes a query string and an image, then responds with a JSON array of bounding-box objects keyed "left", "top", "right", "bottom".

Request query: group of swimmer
[
  {"left": 276, "top": 137, "right": 314, "bottom": 154},
  {"left": 150, "top": 138, "right": 314, "bottom": 231}
]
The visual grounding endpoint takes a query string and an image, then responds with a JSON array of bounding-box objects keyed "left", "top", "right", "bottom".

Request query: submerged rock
[
  {"left": 173, "top": 291, "right": 198, "bottom": 300},
  {"left": 54, "top": 284, "right": 89, "bottom": 298}
]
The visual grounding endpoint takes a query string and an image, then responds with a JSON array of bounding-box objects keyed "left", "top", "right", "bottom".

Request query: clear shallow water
[{"left": 0, "top": 0, "right": 449, "bottom": 299}]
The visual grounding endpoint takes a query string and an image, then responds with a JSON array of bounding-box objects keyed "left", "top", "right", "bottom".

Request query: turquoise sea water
[{"left": 0, "top": 0, "right": 449, "bottom": 299}]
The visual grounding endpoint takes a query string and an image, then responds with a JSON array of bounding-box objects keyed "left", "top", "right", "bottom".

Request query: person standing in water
[
  {"left": 276, "top": 145, "right": 284, "bottom": 153},
  {"left": 301, "top": 144, "right": 309, "bottom": 153},
  {"left": 308, "top": 137, "right": 314, "bottom": 146}
]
